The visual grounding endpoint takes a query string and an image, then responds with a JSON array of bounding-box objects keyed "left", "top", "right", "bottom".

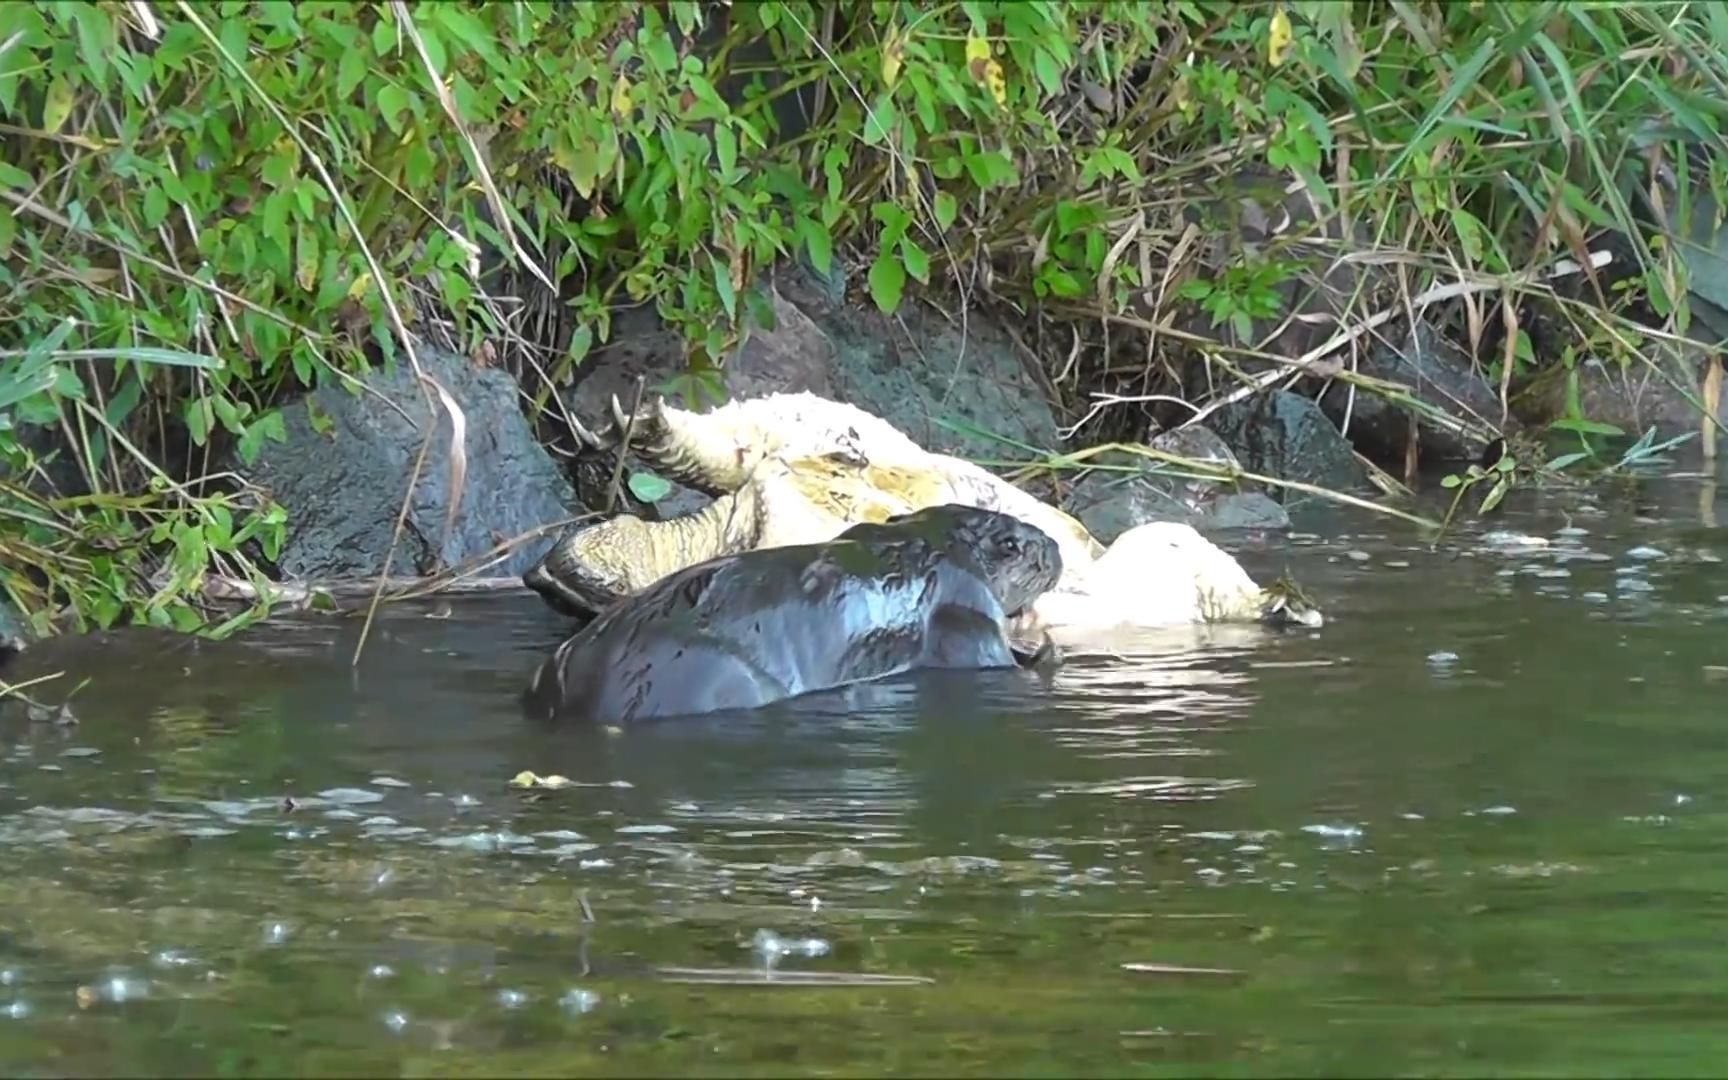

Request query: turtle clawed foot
[
  {"left": 568, "top": 411, "right": 611, "bottom": 453},
  {"left": 608, "top": 392, "right": 668, "bottom": 448}
]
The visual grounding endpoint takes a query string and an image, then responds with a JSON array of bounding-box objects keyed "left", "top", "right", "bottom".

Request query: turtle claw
[
  {"left": 607, "top": 392, "right": 666, "bottom": 448},
  {"left": 567, "top": 411, "right": 610, "bottom": 452}
]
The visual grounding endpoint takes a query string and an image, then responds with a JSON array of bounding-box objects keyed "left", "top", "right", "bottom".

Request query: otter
[{"left": 520, "top": 503, "right": 1063, "bottom": 726}]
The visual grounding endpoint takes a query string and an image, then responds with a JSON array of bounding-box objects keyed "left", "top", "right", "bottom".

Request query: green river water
[{"left": 1, "top": 478, "right": 1726, "bottom": 1077}]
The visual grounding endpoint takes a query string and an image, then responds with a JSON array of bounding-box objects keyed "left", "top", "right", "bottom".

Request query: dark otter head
[{"left": 867, "top": 504, "right": 1063, "bottom": 617}]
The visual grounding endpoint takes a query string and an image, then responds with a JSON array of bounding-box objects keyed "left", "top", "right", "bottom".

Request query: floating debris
[
  {"left": 654, "top": 967, "right": 931, "bottom": 987},
  {"left": 509, "top": 771, "right": 574, "bottom": 790},
  {"left": 1120, "top": 961, "right": 1242, "bottom": 977},
  {"left": 507, "top": 771, "right": 632, "bottom": 791}
]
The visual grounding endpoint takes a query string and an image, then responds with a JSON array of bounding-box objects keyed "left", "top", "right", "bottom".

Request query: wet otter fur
[
  {"left": 521, "top": 504, "right": 1062, "bottom": 726},
  {"left": 536, "top": 391, "right": 1323, "bottom": 636}
]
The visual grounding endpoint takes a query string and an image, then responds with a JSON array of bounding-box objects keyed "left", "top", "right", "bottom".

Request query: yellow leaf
[
  {"left": 1268, "top": 7, "right": 1293, "bottom": 67},
  {"left": 42, "top": 76, "right": 74, "bottom": 135},
  {"left": 965, "top": 34, "right": 990, "bottom": 66},
  {"left": 983, "top": 58, "right": 1006, "bottom": 107},
  {"left": 346, "top": 271, "right": 373, "bottom": 300},
  {"left": 611, "top": 73, "right": 633, "bottom": 118},
  {"left": 881, "top": 26, "right": 903, "bottom": 89}
]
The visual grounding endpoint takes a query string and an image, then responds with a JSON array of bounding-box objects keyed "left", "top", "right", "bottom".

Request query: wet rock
[
  {"left": 560, "top": 260, "right": 1061, "bottom": 475},
  {"left": 554, "top": 278, "right": 840, "bottom": 516},
  {"left": 1208, "top": 390, "right": 1372, "bottom": 494},
  {"left": 0, "top": 596, "right": 26, "bottom": 663},
  {"left": 776, "top": 262, "right": 1061, "bottom": 459},
  {"left": 241, "top": 347, "right": 576, "bottom": 580},
  {"left": 1512, "top": 347, "right": 1717, "bottom": 439},
  {"left": 1312, "top": 320, "right": 1504, "bottom": 465},
  {"left": 550, "top": 258, "right": 1062, "bottom": 523},
  {"left": 1060, "top": 426, "right": 1292, "bottom": 544},
  {"left": 1165, "top": 169, "right": 1508, "bottom": 465},
  {"left": 562, "top": 286, "right": 837, "bottom": 441}
]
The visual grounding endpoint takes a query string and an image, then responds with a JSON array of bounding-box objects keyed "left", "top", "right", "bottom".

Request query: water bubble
[
  {"left": 0, "top": 969, "right": 16, "bottom": 987},
  {"left": 318, "top": 787, "right": 385, "bottom": 805},
  {"left": 751, "top": 929, "right": 830, "bottom": 960},
  {"left": 3, "top": 1001, "right": 28, "bottom": 1020},
  {"left": 151, "top": 949, "right": 198, "bottom": 969},
  {"left": 559, "top": 988, "right": 601, "bottom": 1015},
  {"left": 1301, "top": 823, "right": 1364, "bottom": 849},
  {"left": 381, "top": 1010, "right": 410, "bottom": 1034},
  {"left": 262, "top": 921, "right": 292, "bottom": 946},
  {"left": 370, "top": 776, "right": 412, "bottom": 789},
  {"left": 1625, "top": 545, "right": 1667, "bottom": 561},
  {"left": 496, "top": 988, "right": 530, "bottom": 1010},
  {"left": 367, "top": 964, "right": 396, "bottom": 980}
]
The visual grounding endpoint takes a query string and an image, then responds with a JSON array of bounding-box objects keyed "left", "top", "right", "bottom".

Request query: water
[{"left": 2, "top": 482, "right": 1727, "bottom": 1076}]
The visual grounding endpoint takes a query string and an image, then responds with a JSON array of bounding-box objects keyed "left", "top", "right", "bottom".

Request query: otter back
[{"left": 521, "top": 508, "right": 1049, "bottom": 725}]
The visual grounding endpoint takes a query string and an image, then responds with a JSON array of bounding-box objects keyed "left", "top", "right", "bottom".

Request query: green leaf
[
  {"left": 861, "top": 90, "right": 899, "bottom": 146},
  {"left": 798, "top": 215, "right": 833, "bottom": 274},
  {"left": 236, "top": 409, "right": 288, "bottom": 466},
  {"left": 715, "top": 122, "right": 737, "bottom": 179},
  {"left": 711, "top": 254, "right": 737, "bottom": 321},
  {"left": 868, "top": 252, "right": 906, "bottom": 313},
  {"left": 1550, "top": 417, "right": 1624, "bottom": 437},
  {"left": 0, "top": 362, "right": 57, "bottom": 412},
  {"left": 900, "top": 237, "right": 930, "bottom": 284},
  {"left": 1478, "top": 476, "right": 1511, "bottom": 515},
  {"left": 431, "top": 2, "right": 508, "bottom": 74},
  {"left": 933, "top": 190, "right": 958, "bottom": 231},
  {"left": 0, "top": 161, "right": 33, "bottom": 190},
  {"left": 1439, "top": 473, "right": 1462, "bottom": 489},
  {"left": 377, "top": 83, "right": 411, "bottom": 134},
  {"left": 627, "top": 471, "right": 672, "bottom": 503},
  {"left": 336, "top": 42, "right": 368, "bottom": 100},
  {"left": 41, "top": 76, "right": 74, "bottom": 134}
]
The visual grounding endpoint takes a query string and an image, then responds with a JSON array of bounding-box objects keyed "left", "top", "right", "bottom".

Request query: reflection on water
[{"left": 2, "top": 481, "right": 1728, "bottom": 1075}]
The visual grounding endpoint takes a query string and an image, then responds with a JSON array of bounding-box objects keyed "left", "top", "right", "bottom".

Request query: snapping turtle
[
  {"left": 521, "top": 503, "right": 1064, "bottom": 725},
  {"left": 533, "top": 391, "right": 1322, "bottom": 637}
]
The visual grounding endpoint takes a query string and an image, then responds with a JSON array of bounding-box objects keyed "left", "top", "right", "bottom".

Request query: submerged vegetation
[{"left": 1, "top": 0, "right": 1725, "bottom": 641}]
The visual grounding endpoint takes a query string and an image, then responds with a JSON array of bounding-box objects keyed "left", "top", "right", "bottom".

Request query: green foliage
[{"left": 3, "top": 0, "right": 1726, "bottom": 636}]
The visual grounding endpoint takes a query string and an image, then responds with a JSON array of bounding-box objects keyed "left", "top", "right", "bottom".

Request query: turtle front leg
[{"left": 600, "top": 393, "right": 744, "bottom": 497}]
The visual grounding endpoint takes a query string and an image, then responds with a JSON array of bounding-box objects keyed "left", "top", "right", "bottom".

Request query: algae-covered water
[{"left": 2, "top": 479, "right": 1727, "bottom": 1077}]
